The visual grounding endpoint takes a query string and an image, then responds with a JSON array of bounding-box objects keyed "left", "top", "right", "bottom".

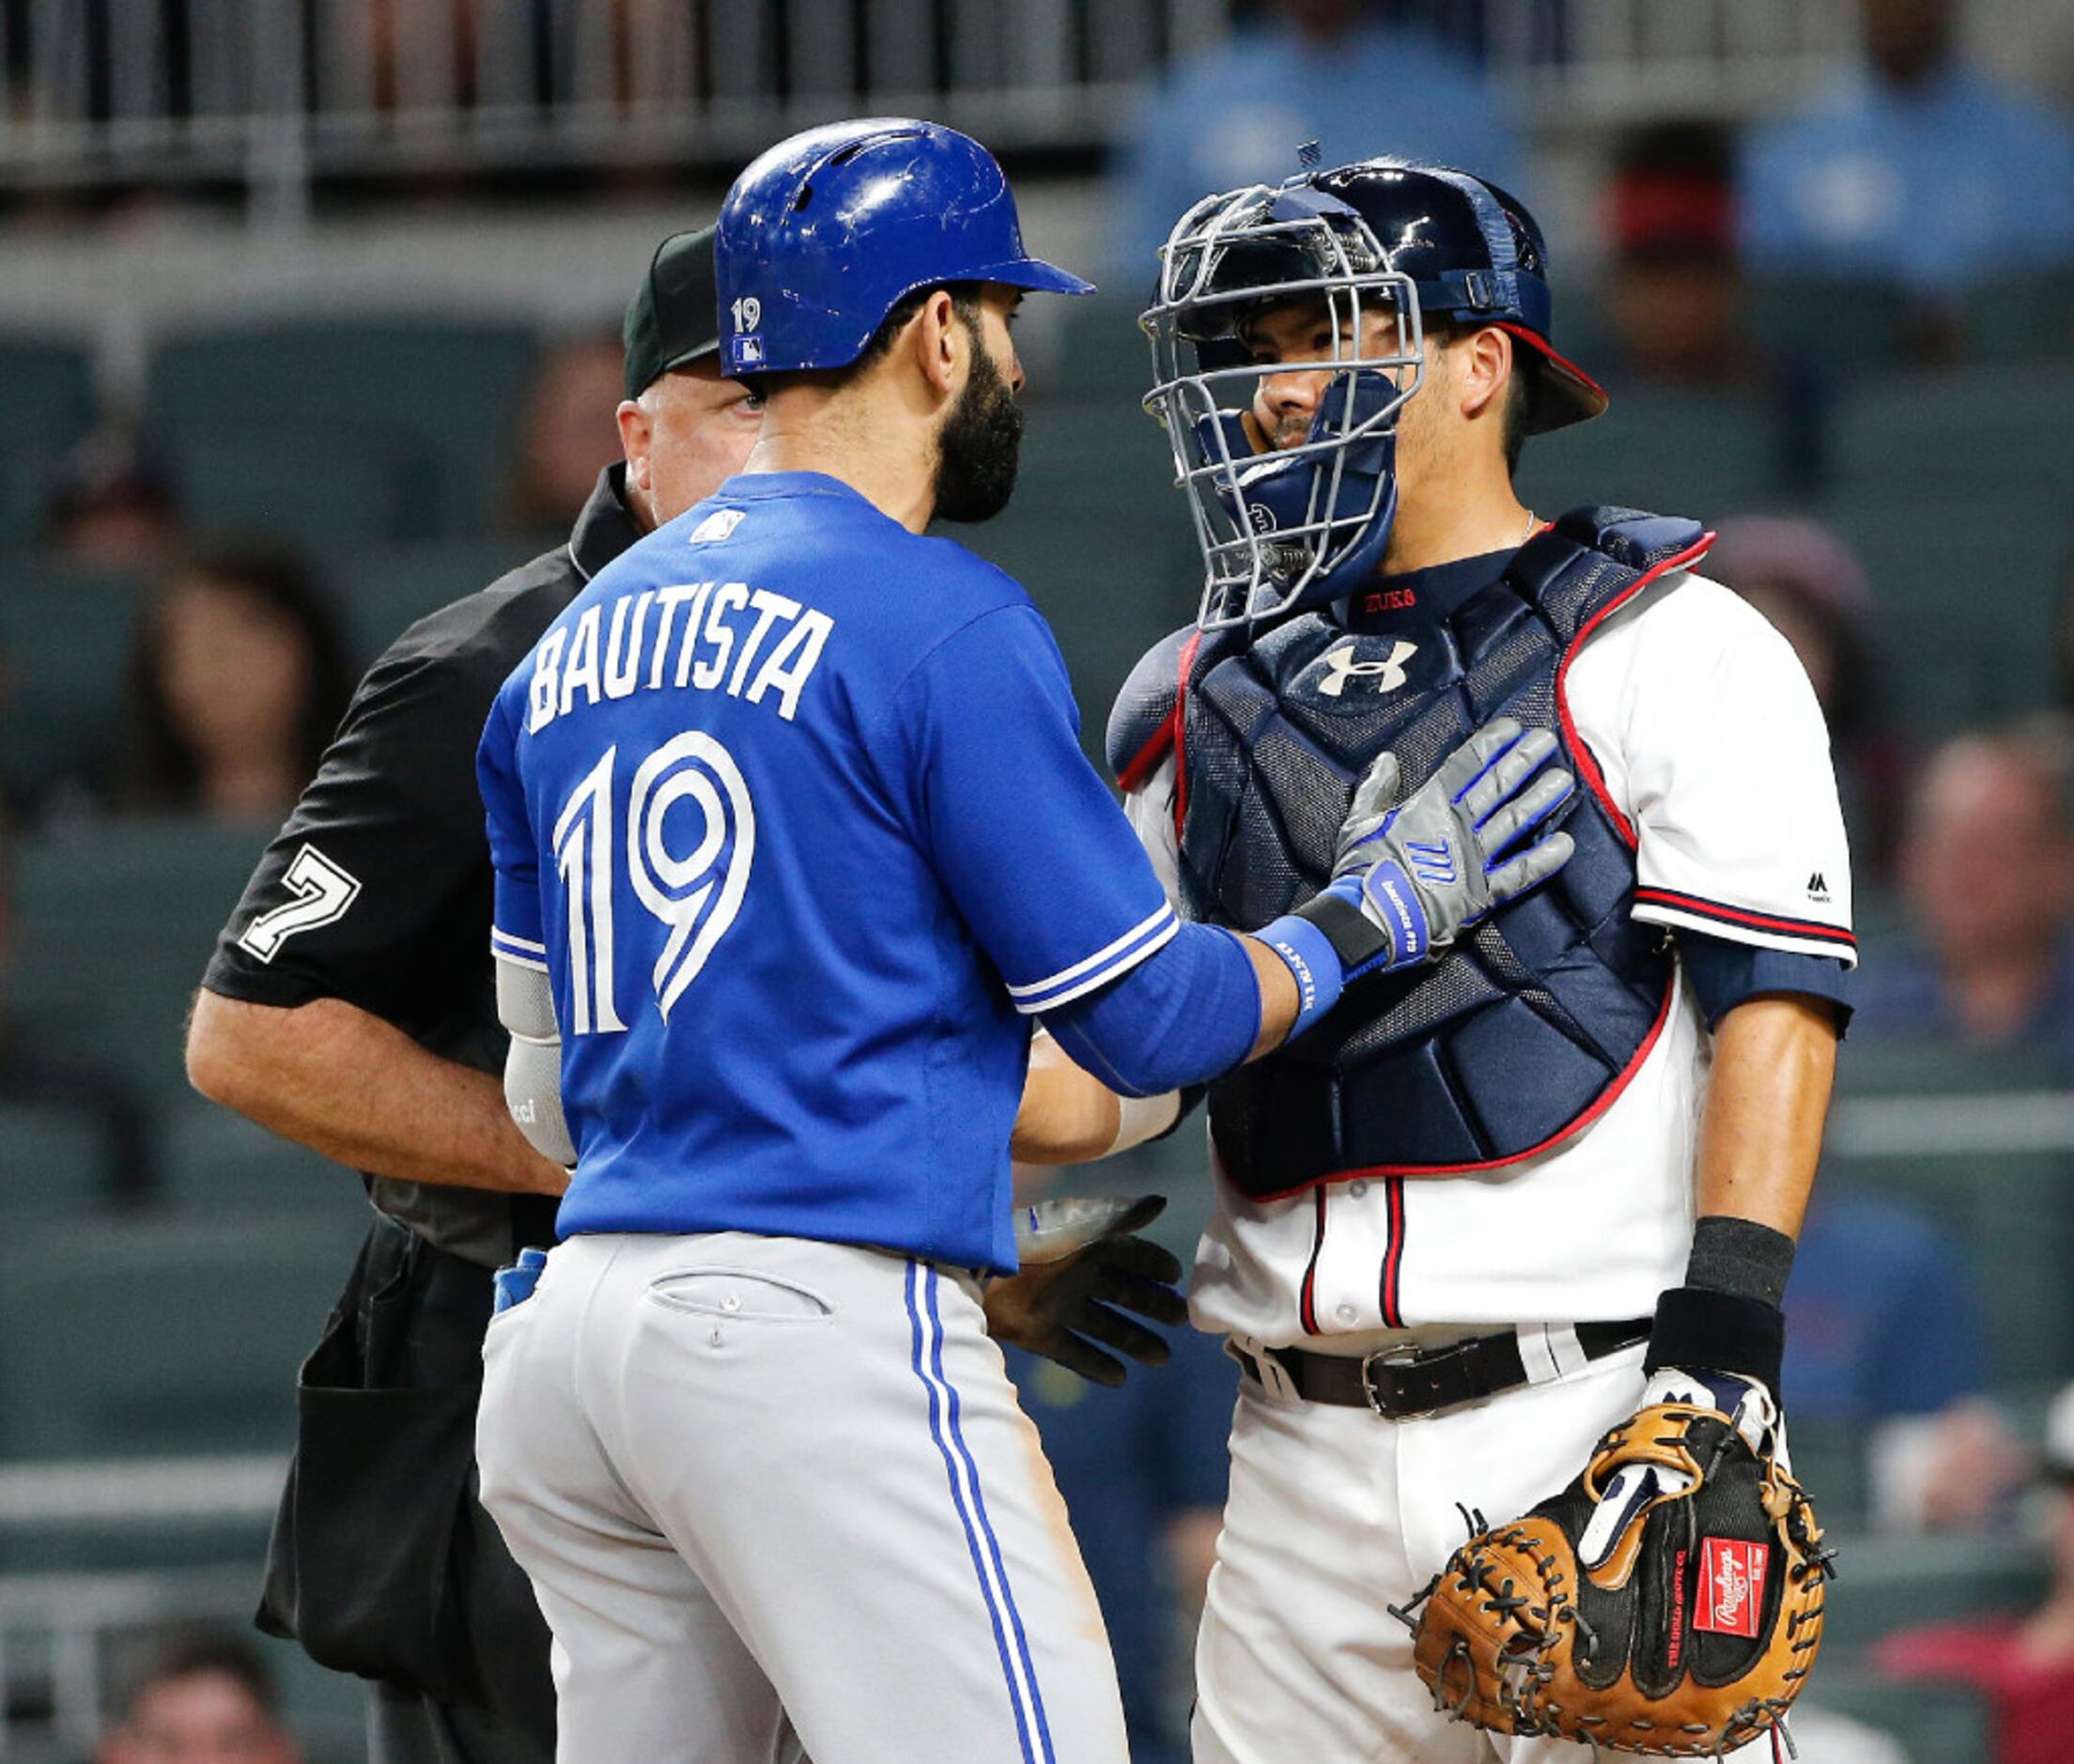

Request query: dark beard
[{"left": 931, "top": 337, "right": 1024, "bottom": 524}]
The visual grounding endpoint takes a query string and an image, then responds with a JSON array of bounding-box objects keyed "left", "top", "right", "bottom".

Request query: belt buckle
[{"left": 1359, "top": 1343, "right": 1443, "bottom": 1419}]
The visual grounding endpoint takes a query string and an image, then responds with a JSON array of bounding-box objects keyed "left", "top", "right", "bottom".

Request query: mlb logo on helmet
[{"left": 1694, "top": 1537, "right": 1768, "bottom": 1638}]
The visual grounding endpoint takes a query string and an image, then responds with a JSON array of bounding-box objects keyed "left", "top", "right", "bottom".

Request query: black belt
[{"left": 1230, "top": 1318, "right": 1650, "bottom": 1419}]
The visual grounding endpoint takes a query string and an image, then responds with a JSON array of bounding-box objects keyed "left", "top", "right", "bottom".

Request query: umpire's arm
[
  {"left": 187, "top": 628, "right": 565, "bottom": 1198},
  {"left": 189, "top": 992, "right": 562, "bottom": 1195}
]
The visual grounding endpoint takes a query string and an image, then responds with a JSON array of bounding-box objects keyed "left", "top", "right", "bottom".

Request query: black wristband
[
  {"left": 1645, "top": 1285, "right": 1786, "bottom": 1391},
  {"left": 1292, "top": 889, "right": 1388, "bottom": 972},
  {"left": 1683, "top": 1214, "right": 1797, "bottom": 1308}
]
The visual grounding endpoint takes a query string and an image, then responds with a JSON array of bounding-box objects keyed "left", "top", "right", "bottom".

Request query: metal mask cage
[{"left": 1140, "top": 184, "right": 1425, "bottom": 631}]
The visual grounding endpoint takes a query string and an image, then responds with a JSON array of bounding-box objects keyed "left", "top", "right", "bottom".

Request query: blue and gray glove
[
  {"left": 1256, "top": 718, "right": 1576, "bottom": 1029},
  {"left": 1300, "top": 716, "right": 1576, "bottom": 975}
]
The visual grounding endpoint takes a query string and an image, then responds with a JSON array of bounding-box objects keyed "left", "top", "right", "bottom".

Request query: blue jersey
[{"left": 477, "top": 472, "right": 1177, "bottom": 1271}]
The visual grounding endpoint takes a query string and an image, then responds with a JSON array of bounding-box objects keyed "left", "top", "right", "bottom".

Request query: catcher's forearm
[
  {"left": 1692, "top": 994, "right": 1838, "bottom": 1237},
  {"left": 1650, "top": 995, "right": 1839, "bottom": 1385},
  {"left": 187, "top": 989, "right": 567, "bottom": 1196}
]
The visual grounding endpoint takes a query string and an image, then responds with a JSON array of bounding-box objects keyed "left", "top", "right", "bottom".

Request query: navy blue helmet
[
  {"left": 1309, "top": 160, "right": 1605, "bottom": 435},
  {"left": 716, "top": 117, "right": 1092, "bottom": 378}
]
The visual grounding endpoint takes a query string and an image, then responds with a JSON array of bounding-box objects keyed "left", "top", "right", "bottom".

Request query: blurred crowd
[{"left": 3, "top": 0, "right": 2074, "bottom": 1756}]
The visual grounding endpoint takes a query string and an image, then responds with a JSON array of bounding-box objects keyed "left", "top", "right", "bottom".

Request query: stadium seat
[
  {"left": 1810, "top": 484, "right": 2066, "bottom": 738},
  {"left": 0, "top": 333, "right": 97, "bottom": 548},
  {"left": 1517, "top": 387, "right": 1786, "bottom": 523},
  {"left": 9, "top": 821, "right": 271, "bottom": 1106},
  {"left": 1969, "top": 267, "right": 2074, "bottom": 362},
  {"left": 142, "top": 314, "right": 542, "bottom": 541},
  {"left": 0, "top": 565, "right": 140, "bottom": 809},
  {"left": 333, "top": 535, "right": 540, "bottom": 664},
  {"left": 1040, "top": 295, "right": 1160, "bottom": 410},
  {"left": 0, "top": 1213, "right": 365, "bottom": 1460},
  {"left": 1824, "top": 1043, "right": 2074, "bottom": 1390},
  {"left": 1804, "top": 1674, "right": 1989, "bottom": 1764},
  {"left": 156, "top": 1099, "right": 374, "bottom": 1220},
  {"left": 1746, "top": 276, "right": 1916, "bottom": 374},
  {"left": 163, "top": 417, "right": 428, "bottom": 550},
  {"left": 1815, "top": 1532, "right": 2047, "bottom": 1655},
  {"left": 1833, "top": 362, "right": 2074, "bottom": 498},
  {"left": 0, "top": 1102, "right": 119, "bottom": 1220}
]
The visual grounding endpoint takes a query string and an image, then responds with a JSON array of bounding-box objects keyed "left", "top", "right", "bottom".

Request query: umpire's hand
[{"left": 983, "top": 1195, "right": 1188, "bottom": 1387}]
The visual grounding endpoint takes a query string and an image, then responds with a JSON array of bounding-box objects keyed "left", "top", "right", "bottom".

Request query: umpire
[{"left": 185, "top": 227, "right": 760, "bottom": 1764}]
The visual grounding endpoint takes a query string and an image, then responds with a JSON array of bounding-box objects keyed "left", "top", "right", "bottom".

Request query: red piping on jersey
[
  {"left": 1634, "top": 887, "right": 1858, "bottom": 950},
  {"left": 1242, "top": 976, "right": 1680, "bottom": 1203},
  {"left": 1169, "top": 630, "right": 1204, "bottom": 844},
  {"left": 1556, "top": 532, "right": 1714, "bottom": 848},
  {"left": 1380, "top": 1177, "right": 1406, "bottom": 1328},
  {"left": 1298, "top": 1186, "right": 1327, "bottom": 1336}
]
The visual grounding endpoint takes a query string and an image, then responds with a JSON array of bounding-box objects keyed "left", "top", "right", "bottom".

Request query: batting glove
[
  {"left": 983, "top": 1195, "right": 1187, "bottom": 1387},
  {"left": 1295, "top": 716, "right": 1576, "bottom": 977}
]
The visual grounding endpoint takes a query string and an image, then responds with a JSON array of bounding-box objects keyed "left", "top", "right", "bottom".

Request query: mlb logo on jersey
[
  {"left": 1694, "top": 1537, "right": 1767, "bottom": 1638},
  {"left": 689, "top": 508, "right": 746, "bottom": 544}
]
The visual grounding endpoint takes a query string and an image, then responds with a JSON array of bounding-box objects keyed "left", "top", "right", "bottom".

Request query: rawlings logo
[
  {"left": 1319, "top": 639, "right": 1416, "bottom": 699},
  {"left": 1695, "top": 1538, "right": 1767, "bottom": 1638}
]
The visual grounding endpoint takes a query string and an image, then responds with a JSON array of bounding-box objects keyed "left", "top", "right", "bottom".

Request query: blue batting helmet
[{"left": 716, "top": 117, "right": 1093, "bottom": 378}]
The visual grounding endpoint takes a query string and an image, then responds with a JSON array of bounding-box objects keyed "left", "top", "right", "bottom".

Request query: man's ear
[
  {"left": 910, "top": 289, "right": 965, "bottom": 400},
  {"left": 1457, "top": 325, "right": 1514, "bottom": 423},
  {"left": 616, "top": 397, "right": 654, "bottom": 492}
]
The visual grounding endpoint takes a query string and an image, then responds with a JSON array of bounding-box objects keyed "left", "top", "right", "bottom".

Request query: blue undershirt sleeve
[
  {"left": 1042, "top": 922, "right": 1263, "bottom": 1098},
  {"left": 1679, "top": 930, "right": 1854, "bottom": 1033}
]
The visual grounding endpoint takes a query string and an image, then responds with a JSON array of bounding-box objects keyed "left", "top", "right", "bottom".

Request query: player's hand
[
  {"left": 1303, "top": 717, "right": 1576, "bottom": 975},
  {"left": 1634, "top": 1364, "right": 1788, "bottom": 1469},
  {"left": 982, "top": 1195, "right": 1187, "bottom": 1387}
]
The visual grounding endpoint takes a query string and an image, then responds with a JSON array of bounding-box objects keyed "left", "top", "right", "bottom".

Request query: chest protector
[{"left": 1166, "top": 507, "right": 1708, "bottom": 1199}]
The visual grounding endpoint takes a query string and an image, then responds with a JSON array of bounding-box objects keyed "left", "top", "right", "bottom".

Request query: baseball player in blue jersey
[{"left": 471, "top": 118, "right": 1579, "bottom": 1764}]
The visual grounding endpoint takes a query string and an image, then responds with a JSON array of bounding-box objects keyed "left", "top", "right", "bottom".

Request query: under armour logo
[{"left": 1319, "top": 640, "right": 1416, "bottom": 699}]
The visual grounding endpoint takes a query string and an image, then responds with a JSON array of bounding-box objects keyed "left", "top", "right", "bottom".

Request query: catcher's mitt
[{"left": 1399, "top": 1389, "right": 1834, "bottom": 1757}]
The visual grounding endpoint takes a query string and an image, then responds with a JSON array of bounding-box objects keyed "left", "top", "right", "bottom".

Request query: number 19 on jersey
[{"left": 549, "top": 734, "right": 756, "bottom": 1033}]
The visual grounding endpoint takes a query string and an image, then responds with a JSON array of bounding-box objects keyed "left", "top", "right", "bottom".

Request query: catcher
[{"left": 1099, "top": 159, "right": 1853, "bottom": 1757}]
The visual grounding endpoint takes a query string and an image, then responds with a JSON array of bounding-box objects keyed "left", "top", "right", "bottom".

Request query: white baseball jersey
[{"left": 1124, "top": 569, "right": 1855, "bottom": 1347}]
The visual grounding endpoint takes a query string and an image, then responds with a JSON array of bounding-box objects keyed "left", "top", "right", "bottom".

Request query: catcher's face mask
[{"left": 1142, "top": 179, "right": 1423, "bottom": 633}]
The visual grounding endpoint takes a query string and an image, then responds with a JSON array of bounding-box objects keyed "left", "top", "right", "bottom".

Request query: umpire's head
[{"left": 617, "top": 224, "right": 764, "bottom": 530}]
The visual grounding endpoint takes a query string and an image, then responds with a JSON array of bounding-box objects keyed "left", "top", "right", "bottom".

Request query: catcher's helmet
[
  {"left": 717, "top": 117, "right": 1092, "bottom": 379},
  {"left": 1143, "top": 157, "right": 1606, "bottom": 631},
  {"left": 1308, "top": 160, "right": 1605, "bottom": 436}
]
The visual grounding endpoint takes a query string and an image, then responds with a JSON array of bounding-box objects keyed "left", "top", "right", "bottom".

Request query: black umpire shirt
[{"left": 203, "top": 467, "right": 642, "bottom": 1268}]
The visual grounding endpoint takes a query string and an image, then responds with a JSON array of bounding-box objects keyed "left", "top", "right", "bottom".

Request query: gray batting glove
[
  {"left": 1294, "top": 717, "right": 1576, "bottom": 977},
  {"left": 983, "top": 1195, "right": 1186, "bottom": 1387}
]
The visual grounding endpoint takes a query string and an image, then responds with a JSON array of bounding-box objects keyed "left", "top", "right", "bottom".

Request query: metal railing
[{"left": 0, "top": 0, "right": 1869, "bottom": 221}]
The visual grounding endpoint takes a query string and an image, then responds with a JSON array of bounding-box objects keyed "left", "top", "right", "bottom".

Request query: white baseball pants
[
  {"left": 476, "top": 1231, "right": 1129, "bottom": 1764},
  {"left": 1191, "top": 1332, "right": 1756, "bottom": 1763}
]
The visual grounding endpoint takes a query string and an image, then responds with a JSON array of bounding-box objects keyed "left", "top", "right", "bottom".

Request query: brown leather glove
[{"left": 1398, "top": 1391, "right": 1834, "bottom": 1756}]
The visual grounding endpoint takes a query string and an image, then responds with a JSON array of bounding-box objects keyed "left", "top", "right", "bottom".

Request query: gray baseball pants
[{"left": 476, "top": 1230, "right": 1130, "bottom": 1764}]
